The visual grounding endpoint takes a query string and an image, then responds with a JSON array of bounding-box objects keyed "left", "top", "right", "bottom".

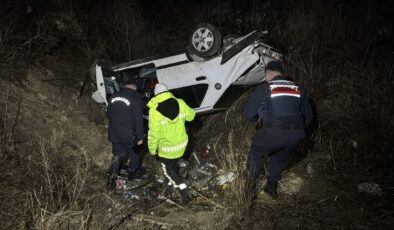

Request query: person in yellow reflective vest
[{"left": 147, "top": 83, "right": 196, "bottom": 204}]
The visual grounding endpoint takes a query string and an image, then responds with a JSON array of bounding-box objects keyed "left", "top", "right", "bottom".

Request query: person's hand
[
  {"left": 137, "top": 140, "right": 143, "bottom": 145},
  {"left": 149, "top": 152, "right": 159, "bottom": 161}
]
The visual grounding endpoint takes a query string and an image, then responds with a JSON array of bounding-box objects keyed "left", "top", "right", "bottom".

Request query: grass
[
  {"left": 194, "top": 0, "right": 394, "bottom": 228},
  {"left": 194, "top": 92, "right": 252, "bottom": 220},
  {"left": 24, "top": 141, "right": 90, "bottom": 229},
  {"left": 0, "top": 107, "right": 92, "bottom": 229}
]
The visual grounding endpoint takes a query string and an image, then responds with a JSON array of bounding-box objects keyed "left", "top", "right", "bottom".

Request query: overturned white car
[{"left": 92, "top": 23, "right": 282, "bottom": 114}]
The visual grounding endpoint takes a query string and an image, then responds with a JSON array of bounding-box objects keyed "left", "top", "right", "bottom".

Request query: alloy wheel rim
[{"left": 192, "top": 28, "right": 214, "bottom": 52}]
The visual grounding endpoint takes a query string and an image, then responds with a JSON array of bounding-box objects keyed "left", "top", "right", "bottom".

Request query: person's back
[
  {"left": 106, "top": 81, "right": 145, "bottom": 191},
  {"left": 107, "top": 87, "right": 144, "bottom": 144},
  {"left": 246, "top": 75, "right": 312, "bottom": 139},
  {"left": 147, "top": 87, "right": 195, "bottom": 160},
  {"left": 244, "top": 61, "right": 313, "bottom": 201}
]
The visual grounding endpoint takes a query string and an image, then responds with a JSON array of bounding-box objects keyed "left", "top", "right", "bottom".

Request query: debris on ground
[
  {"left": 112, "top": 167, "right": 154, "bottom": 192},
  {"left": 109, "top": 143, "right": 239, "bottom": 206},
  {"left": 216, "top": 171, "right": 235, "bottom": 186},
  {"left": 278, "top": 173, "right": 304, "bottom": 195},
  {"left": 357, "top": 182, "right": 382, "bottom": 196}
]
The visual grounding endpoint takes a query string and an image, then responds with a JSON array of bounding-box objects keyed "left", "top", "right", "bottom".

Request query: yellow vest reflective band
[
  {"left": 160, "top": 139, "right": 188, "bottom": 153},
  {"left": 147, "top": 92, "right": 195, "bottom": 159}
]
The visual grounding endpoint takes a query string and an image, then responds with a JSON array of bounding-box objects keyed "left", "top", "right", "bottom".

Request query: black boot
[
  {"left": 263, "top": 180, "right": 278, "bottom": 198},
  {"left": 128, "top": 167, "right": 148, "bottom": 180},
  {"left": 107, "top": 157, "right": 120, "bottom": 191},
  {"left": 159, "top": 179, "right": 175, "bottom": 198},
  {"left": 107, "top": 174, "right": 117, "bottom": 192},
  {"left": 162, "top": 179, "right": 173, "bottom": 192},
  {"left": 179, "top": 189, "right": 191, "bottom": 205},
  {"left": 245, "top": 179, "right": 258, "bottom": 210}
]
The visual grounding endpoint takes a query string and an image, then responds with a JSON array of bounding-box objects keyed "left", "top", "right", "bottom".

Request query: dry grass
[
  {"left": 195, "top": 92, "right": 253, "bottom": 220},
  {"left": 194, "top": 1, "right": 393, "bottom": 228},
  {"left": 24, "top": 141, "right": 91, "bottom": 229},
  {"left": 0, "top": 106, "right": 92, "bottom": 229},
  {"left": 285, "top": 1, "right": 393, "bottom": 226},
  {"left": 212, "top": 131, "right": 248, "bottom": 218},
  {"left": 281, "top": 1, "right": 394, "bottom": 180}
]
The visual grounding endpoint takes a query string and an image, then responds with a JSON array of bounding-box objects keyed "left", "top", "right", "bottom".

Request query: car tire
[{"left": 188, "top": 23, "right": 222, "bottom": 58}]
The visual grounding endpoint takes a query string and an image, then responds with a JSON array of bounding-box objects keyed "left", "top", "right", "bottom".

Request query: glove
[{"left": 136, "top": 139, "right": 143, "bottom": 145}]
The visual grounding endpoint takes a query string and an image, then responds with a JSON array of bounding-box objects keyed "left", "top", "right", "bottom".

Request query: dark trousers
[
  {"left": 159, "top": 157, "right": 187, "bottom": 190},
  {"left": 246, "top": 129, "right": 304, "bottom": 191},
  {"left": 109, "top": 142, "right": 140, "bottom": 177}
]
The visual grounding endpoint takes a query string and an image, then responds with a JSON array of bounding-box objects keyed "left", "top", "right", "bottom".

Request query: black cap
[{"left": 265, "top": 61, "right": 284, "bottom": 72}]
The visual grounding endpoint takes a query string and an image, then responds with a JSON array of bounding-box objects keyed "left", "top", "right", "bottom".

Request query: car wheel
[{"left": 188, "top": 23, "right": 222, "bottom": 58}]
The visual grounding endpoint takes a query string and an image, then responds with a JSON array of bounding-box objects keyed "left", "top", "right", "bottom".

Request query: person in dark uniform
[
  {"left": 106, "top": 77, "right": 145, "bottom": 191},
  {"left": 244, "top": 61, "right": 313, "bottom": 200}
]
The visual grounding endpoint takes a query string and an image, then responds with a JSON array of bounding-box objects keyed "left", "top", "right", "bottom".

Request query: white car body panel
[
  {"left": 156, "top": 62, "right": 205, "bottom": 88},
  {"left": 92, "top": 30, "right": 282, "bottom": 114},
  {"left": 95, "top": 64, "right": 108, "bottom": 105}
]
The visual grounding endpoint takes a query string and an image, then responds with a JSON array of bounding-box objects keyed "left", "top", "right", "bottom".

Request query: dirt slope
[
  {"left": 0, "top": 55, "right": 112, "bottom": 227},
  {"left": 0, "top": 47, "right": 241, "bottom": 229},
  {"left": 192, "top": 91, "right": 384, "bottom": 229},
  {"left": 0, "top": 47, "right": 388, "bottom": 230}
]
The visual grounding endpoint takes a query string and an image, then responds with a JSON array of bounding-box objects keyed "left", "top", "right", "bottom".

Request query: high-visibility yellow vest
[{"left": 147, "top": 92, "right": 195, "bottom": 159}]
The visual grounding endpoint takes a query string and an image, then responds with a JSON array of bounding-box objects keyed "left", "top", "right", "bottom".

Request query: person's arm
[
  {"left": 133, "top": 95, "right": 144, "bottom": 142},
  {"left": 182, "top": 100, "right": 196, "bottom": 122},
  {"left": 244, "top": 84, "right": 267, "bottom": 122},
  {"left": 147, "top": 108, "right": 160, "bottom": 154},
  {"left": 106, "top": 98, "right": 112, "bottom": 120}
]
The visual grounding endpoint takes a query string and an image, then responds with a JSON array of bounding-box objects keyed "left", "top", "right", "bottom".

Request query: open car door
[
  {"left": 92, "top": 63, "right": 158, "bottom": 105},
  {"left": 92, "top": 65, "right": 119, "bottom": 105}
]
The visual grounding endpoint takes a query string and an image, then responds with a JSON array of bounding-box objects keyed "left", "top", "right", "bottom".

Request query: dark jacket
[
  {"left": 244, "top": 75, "right": 313, "bottom": 132},
  {"left": 106, "top": 87, "right": 144, "bottom": 144}
]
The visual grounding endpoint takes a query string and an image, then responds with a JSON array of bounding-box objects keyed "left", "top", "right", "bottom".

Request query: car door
[
  {"left": 169, "top": 83, "right": 209, "bottom": 108},
  {"left": 92, "top": 65, "right": 119, "bottom": 105},
  {"left": 156, "top": 61, "right": 209, "bottom": 109},
  {"left": 92, "top": 63, "right": 158, "bottom": 105}
]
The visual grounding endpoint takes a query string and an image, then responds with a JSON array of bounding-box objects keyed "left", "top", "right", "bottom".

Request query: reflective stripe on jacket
[
  {"left": 244, "top": 75, "right": 313, "bottom": 127},
  {"left": 147, "top": 92, "right": 195, "bottom": 159}
]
